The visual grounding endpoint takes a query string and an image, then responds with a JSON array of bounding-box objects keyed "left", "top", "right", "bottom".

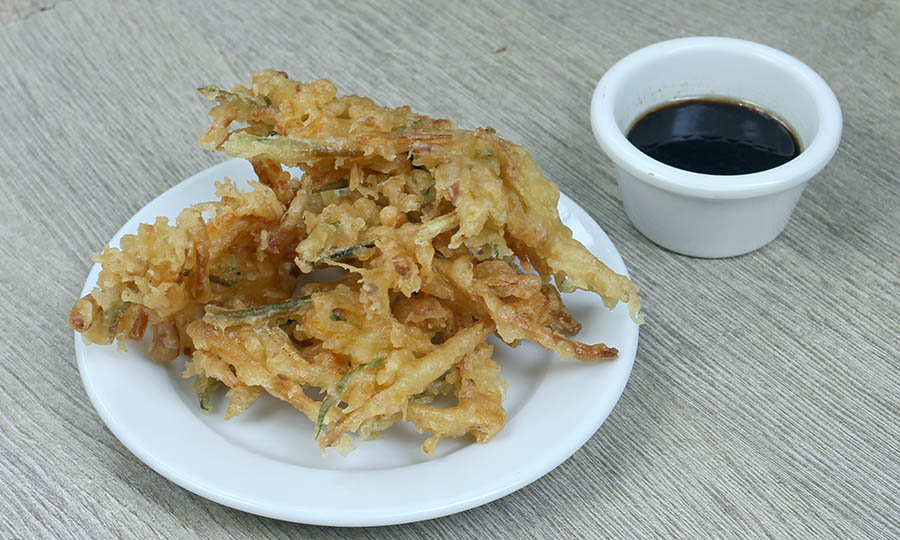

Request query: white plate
[{"left": 75, "top": 158, "right": 639, "bottom": 526}]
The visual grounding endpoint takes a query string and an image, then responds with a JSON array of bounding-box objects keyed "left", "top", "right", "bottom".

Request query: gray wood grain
[{"left": 1, "top": 0, "right": 897, "bottom": 538}]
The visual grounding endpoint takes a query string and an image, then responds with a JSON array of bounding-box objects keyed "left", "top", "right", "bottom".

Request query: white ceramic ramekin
[{"left": 591, "top": 37, "right": 842, "bottom": 257}]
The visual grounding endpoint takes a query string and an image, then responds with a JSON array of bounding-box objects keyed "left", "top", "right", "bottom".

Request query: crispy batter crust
[{"left": 69, "top": 70, "right": 642, "bottom": 455}]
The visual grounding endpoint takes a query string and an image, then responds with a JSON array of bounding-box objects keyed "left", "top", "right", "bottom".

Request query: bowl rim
[{"left": 591, "top": 36, "right": 842, "bottom": 200}]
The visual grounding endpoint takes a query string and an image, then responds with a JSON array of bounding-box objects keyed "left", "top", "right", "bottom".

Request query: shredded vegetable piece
[
  {"left": 315, "top": 358, "right": 384, "bottom": 439},
  {"left": 204, "top": 296, "right": 311, "bottom": 328}
]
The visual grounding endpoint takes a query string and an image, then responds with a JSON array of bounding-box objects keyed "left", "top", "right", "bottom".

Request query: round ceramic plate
[{"left": 75, "top": 158, "right": 639, "bottom": 526}]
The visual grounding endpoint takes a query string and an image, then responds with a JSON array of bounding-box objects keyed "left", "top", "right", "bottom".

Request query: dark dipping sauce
[{"left": 626, "top": 98, "right": 801, "bottom": 175}]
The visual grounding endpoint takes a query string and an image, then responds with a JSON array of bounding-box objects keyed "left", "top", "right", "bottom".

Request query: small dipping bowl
[{"left": 591, "top": 37, "right": 842, "bottom": 257}]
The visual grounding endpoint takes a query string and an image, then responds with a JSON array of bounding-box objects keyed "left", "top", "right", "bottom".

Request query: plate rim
[{"left": 74, "top": 158, "right": 639, "bottom": 526}]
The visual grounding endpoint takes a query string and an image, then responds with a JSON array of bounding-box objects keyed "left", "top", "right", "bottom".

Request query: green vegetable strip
[
  {"left": 323, "top": 242, "right": 376, "bottom": 262},
  {"left": 311, "top": 180, "right": 350, "bottom": 192},
  {"left": 223, "top": 132, "right": 364, "bottom": 163},
  {"left": 315, "top": 358, "right": 384, "bottom": 439},
  {"left": 204, "top": 296, "right": 311, "bottom": 328},
  {"left": 197, "top": 86, "right": 264, "bottom": 110},
  {"left": 195, "top": 376, "right": 221, "bottom": 412},
  {"left": 105, "top": 301, "right": 132, "bottom": 333}
]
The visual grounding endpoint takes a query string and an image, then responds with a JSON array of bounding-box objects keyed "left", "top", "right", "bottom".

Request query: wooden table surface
[{"left": 1, "top": 1, "right": 897, "bottom": 538}]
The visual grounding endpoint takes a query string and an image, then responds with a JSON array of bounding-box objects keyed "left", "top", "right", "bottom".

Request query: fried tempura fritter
[{"left": 69, "top": 70, "right": 642, "bottom": 455}]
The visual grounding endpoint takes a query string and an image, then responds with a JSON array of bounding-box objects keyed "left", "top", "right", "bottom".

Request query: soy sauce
[{"left": 626, "top": 98, "right": 801, "bottom": 175}]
